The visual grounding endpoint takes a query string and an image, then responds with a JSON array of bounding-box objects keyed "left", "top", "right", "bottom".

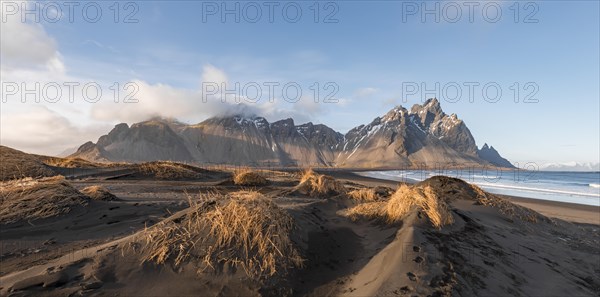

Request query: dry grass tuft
[
  {"left": 129, "top": 190, "right": 303, "bottom": 280},
  {"left": 345, "top": 201, "right": 386, "bottom": 221},
  {"left": 0, "top": 146, "right": 57, "bottom": 181},
  {"left": 40, "top": 157, "right": 103, "bottom": 168},
  {"left": 346, "top": 184, "right": 454, "bottom": 229},
  {"left": 233, "top": 168, "right": 269, "bottom": 186},
  {"left": 0, "top": 176, "right": 89, "bottom": 224},
  {"left": 347, "top": 188, "right": 379, "bottom": 202},
  {"left": 385, "top": 184, "right": 454, "bottom": 228},
  {"left": 81, "top": 185, "right": 118, "bottom": 201},
  {"left": 471, "top": 184, "right": 544, "bottom": 223},
  {"left": 346, "top": 176, "right": 548, "bottom": 227},
  {"left": 296, "top": 169, "right": 346, "bottom": 197},
  {"left": 419, "top": 176, "right": 546, "bottom": 223},
  {"left": 135, "top": 161, "right": 208, "bottom": 180}
]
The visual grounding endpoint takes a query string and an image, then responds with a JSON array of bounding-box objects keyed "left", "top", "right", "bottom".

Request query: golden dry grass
[
  {"left": 346, "top": 183, "right": 454, "bottom": 229},
  {"left": 233, "top": 168, "right": 269, "bottom": 186},
  {"left": 129, "top": 190, "right": 303, "bottom": 279},
  {"left": 40, "top": 157, "right": 103, "bottom": 168},
  {"left": 347, "top": 176, "right": 545, "bottom": 228},
  {"left": 471, "top": 184, "right": 544, "bottom": 223},
  {"left": 81, "top": 185, "right": 118, "bottom": 201},
  {"left": 419, "top": 176, "right": 545, "bottom": 223},
  {"left": 296, "top": 169, "right": 346, "bottom": 197},
  {"left": 0, "top": 176, "right": 89, "bottom": 224},
  {"left": 135, "top": 161, "right": 208, "bottom": 180},
  {"left": 347, "top": 188, "right": 378, "bottom": 202},
  {"left": 345, "top": 201, "right": 386, "bottom": 221},
  {"left": 0, "top": 146, "right": 57, "bottom": 181}
]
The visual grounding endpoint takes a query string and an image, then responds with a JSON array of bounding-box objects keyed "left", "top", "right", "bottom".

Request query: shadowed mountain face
[
  {"left": 477, "top": 143, "right": 515, "bottom": 168},
  {"left": 71, "top": 100, "right": 513, "bottom": 168}
]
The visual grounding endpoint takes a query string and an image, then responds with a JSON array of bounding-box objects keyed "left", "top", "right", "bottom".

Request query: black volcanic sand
[{"left": 0, "top": 169, "right": 598, "bottom": 296}]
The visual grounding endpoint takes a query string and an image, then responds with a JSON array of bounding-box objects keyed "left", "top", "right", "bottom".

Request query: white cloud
[
  {"left": 89, "top": 65, "right": 329, "bottom": 125},
  {"left": 0, "top": 106, "right": 110, "bottom": 155},
  {"left": 0, "top": 2, "right": 65, "bottom": 73},
  {"left": 201, "top": 64, "right": 228, "bottom": 86}
]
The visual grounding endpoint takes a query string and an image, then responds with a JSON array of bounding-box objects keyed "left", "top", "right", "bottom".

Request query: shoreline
[{"left": 322, "top": 170, "right": 600, "bottom": 225}]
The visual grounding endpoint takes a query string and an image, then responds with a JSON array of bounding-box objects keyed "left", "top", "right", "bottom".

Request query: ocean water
[{"left": 356, "top": 170, "right": 600, "bottom": 206}]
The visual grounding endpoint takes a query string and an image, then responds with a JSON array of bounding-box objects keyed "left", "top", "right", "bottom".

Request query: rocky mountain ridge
[{"left": 71, "top": 99, "right": 514, "bottom": 168}]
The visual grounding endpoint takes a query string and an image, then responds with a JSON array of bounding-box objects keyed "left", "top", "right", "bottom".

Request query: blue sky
[{"left": 1, "top": 0, "right": 599, "bottom": 165}]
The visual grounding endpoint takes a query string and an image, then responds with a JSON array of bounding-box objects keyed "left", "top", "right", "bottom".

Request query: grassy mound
[
  {"left": 345, "top": 201, "right": 387, "bottom": 221},
  {"left": 40, "top": 156, "right": 105, "bottom": 168},
  {"left": 0, "top": 176, "right": 89, "bottom": 224},
  {"left": 133, "top": 161, "right": 210, "bottom": 180},
  {"left": 81, "top": 185, "right": 118, "bottom": 201},
  {"left": 0, "top": 146, "right": 57, "bottom": 181},
  {"left": 346, "top": 176, "right": 546, "bottom": 227},
  {"left": 129, "top": 191, "right": 303, "bottom": 279},
  {"left": 295, "top": 169, "right": 345, "bottom": 197},
  {"left": 346, "top": 184, "right": 454, "bottom": 229},
  {"left": 417, "top": 176, "right": 546, "bottom": 223},
  {"left": 387, "top": 184, "right": 454, "bottom": 228},
  {"left": 347, "top": 188, "right": 378, "bottom": 202},
  {"left": 233, "top": 169, "right": 269, "bottom": 186},
  {"left": 347, "top": 186, "right": 393, "bottom": 202}
]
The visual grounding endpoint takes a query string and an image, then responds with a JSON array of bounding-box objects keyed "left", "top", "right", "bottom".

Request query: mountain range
[
  {"left": 71, "top": 98, "right": 514, "bottom": 168},
  {"left": 539, "top": 162, "right": 600, "bottom": 172}
]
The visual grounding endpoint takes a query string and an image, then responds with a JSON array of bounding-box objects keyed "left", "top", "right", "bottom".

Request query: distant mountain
[
  {"left": 71, "top": 99, "right": 514, "bottom": 168},
  {"left": 56, "top": 146, "right": 78, "bottom": 157},
  {"left": 477, "top": 143, "right": 515, "bottom": 168},
  {"left": 539, "top": 162, "right": 600, "bottom": 172}
]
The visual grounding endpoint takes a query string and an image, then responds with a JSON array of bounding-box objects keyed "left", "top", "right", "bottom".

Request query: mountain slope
[
  {"left": 74, "top": 120, "right": 193, "bottom": 162},
  {"left": 477, "top": 143, "right": 515, "bottom": 168}
]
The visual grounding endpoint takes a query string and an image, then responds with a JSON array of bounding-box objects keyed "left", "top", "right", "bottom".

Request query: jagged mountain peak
[
  {"left": 382, "top": 106, "right": 409, "bottom": 122},
  {"left": 199, "top": 114, "right": 270, "bottom": 130},
  {"left": 410, "top": 98, "right": 442, "bottom": 114},
  {"left": 271, "top": 118, "right": 295, "bottom": 127}
]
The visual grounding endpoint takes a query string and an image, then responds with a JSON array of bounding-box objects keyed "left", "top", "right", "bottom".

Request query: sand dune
[{"left": 0, "top": 162, "right": 598, "bottom": 296}]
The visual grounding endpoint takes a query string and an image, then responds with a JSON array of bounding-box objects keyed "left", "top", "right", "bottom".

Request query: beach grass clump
[
  {"left": 130, "top": 190, "right": 303, "bottom": 280},
  {"left": 81, "top": 185, "right": 118, "bottom": 201},
  {"left": 0, "top": 145, "right": 57, "bottom": 181},
  {"left": 41, "top": 157, "right": 103, "bottom": 168},
  {"left": 347, "top": 187, "right": 379, "bottom": 202},
  {"left": 346, "top": 184, "right": 454, "bottom": 229},
  {"left": 135, "top": 161, "right": 207, "bottom": 180},
  {"left": 0, "top": 176, "right": 89, "bottom": 224},
  {"left": 471, "top": 184, "right": 544, "bottom": 223},
  {"left": 346, "top": 176, "right": 548, "bottom": 227},
  {"left": 296, "top": 169, "right": 346, "bottom": 197},
  {"left": 419, "top": 176, "right": 546, "bottom": 223},
  {"left": 345, "top": 201, "right": 386, "bottom": 221},
  {"left": 233, "top": 168, "right": 269, "bottom": 186}
]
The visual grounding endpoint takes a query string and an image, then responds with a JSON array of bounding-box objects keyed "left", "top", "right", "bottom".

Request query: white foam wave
[{"left": 475, "top": 182, "right": 600, "bottom": 198}]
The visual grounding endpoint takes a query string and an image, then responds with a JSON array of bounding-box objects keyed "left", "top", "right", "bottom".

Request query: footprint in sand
[
  {"left": 394, "top": 286, "right": 413, "bottom": 295},
  {"left": 413, "top": 246, "right": 421, "bottom": 252},
  {"left": 414, "top": 256, "right": 424, "bottom": 263},
  {"left": 407, "top": 272, "right": 418, "bottom": 281}
]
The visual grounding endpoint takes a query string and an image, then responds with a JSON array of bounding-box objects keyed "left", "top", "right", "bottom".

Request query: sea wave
[
  {"left": 475, "top": 182, "right": 600, "bottom": 198},
  {"left": 590, "top": 183, "right": 600, "bottom": 188}
]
